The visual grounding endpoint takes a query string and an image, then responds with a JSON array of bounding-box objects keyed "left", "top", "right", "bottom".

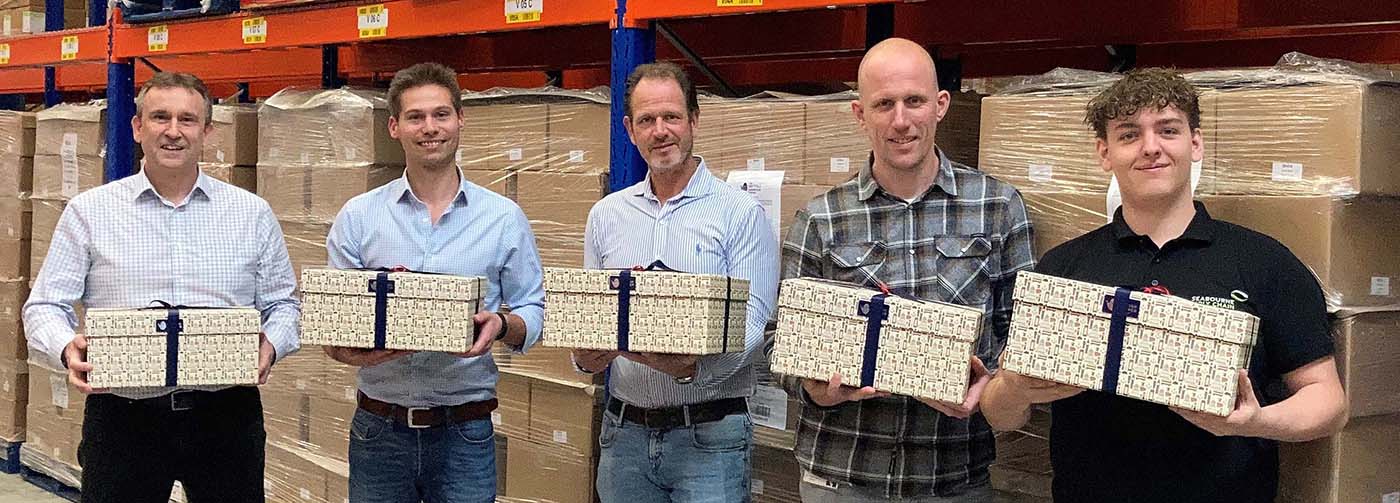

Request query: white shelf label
[
  {"left": 60, "top": 35, "right": 79, "bottom": 61},
  {"left": 0, "top": 44, "right": 9, "bottom": 65},
  {"left": 147, "top": 25, "right": 169, "bottom": 52},
  {"left": 242, "top": 17, "right": 268, "bottom": 45},
  {"left": 357, "top": 5, "right": 388, "bottom": 39},
  {"left": 505, "top": 0, "right": 542, "bottom": 24},
  {"left": 718, "top": 0, "right": 762, "bottom": 6}
]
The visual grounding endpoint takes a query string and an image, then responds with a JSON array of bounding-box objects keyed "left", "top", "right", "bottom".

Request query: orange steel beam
[
  {"left": 0, "top": 26, "right": 109, "bottom": 68},
  {"left": 623, "top": 0, "right": 910, "bottom": 27}
]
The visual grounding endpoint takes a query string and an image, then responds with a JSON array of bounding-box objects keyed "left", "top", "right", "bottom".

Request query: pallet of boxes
[
  {"left": 976, "top": 54, "right": 1400, "bottom": 502},
  {"left": 252, "top": 87, "right": 404, "bottom": 503},
  {"left": 0, "top": 0, "right": 88, "bottom": 37},
  {"left": 0, "top": 110, "right": 35, "bottom": 470},
  {"left": 201, "top": 103, "right": 258, "bottom": 192}
]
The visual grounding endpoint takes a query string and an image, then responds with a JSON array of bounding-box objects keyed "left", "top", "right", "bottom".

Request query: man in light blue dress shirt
[
  {"left": 321, "top": 63, "right": 546, "bottom": 503},
  {"left": 23, "top": 72, "right": 301, "bottom": 502},
  {"left": 572, "top": 62, "right": 780, "bottom": 502}
]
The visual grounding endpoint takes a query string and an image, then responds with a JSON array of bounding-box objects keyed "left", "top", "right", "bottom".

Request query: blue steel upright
[
  {"left": 105, "top": 62, "right": 137, "bottom": 182},
  {"left": 42, "top": 0, "right": 64, "bottom": 106},
  {"left": 608, "top": 0, "right": 654, "bottom": 193}
]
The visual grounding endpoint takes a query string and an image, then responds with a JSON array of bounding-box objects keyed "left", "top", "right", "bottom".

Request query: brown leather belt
[{"left": 357, "top": 392, "right": 497, "bottom": 429}]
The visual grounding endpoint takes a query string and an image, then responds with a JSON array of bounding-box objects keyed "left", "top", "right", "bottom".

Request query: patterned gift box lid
[
  {"left": 543, "top": 267, "right": 749, "bottom": 301},
  {"left": 301, "top": 268, "right": 484, "bottom": 300},
  {"left": 86, "top": 306, "right": 262, "bottom": 336}
]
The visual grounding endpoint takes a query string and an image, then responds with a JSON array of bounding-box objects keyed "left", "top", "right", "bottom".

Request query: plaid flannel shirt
[{"left": 777, "top": 150, "right": 1035, "bottom": 498}]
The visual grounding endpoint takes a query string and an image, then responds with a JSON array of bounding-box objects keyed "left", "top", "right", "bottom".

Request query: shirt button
[
  {"left": 1151, "top": 280, "right": 1160, "bottom": 286},
  {"left": 908, "top": 249, "right": 916, "bottom": 256},
  {"left": 1152, "top": 257, "right": 1161, "bottom": 264}
]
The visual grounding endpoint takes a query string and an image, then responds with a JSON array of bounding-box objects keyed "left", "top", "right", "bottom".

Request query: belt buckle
[
  {"left": 406, "top": 407, "right": 432, "bottom": 429},
  {"left": 170, "top": 391, "right": 195, "bottom": 412}
]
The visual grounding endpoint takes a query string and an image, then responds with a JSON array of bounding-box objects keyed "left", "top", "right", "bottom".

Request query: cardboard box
[
  {"left": 989, "top": 405, "right": 1053, "bottom": 500},
  {"left": 1331, "top": 310, "right": 1400, "bottom": 418},
  {"left": 752, "top": 444, "right": 801, "bottom": 503},
  {"left": 462, "top": 169, "right": 514, "bottom": 199},
  {"left": 262, "top": 390, "right": 310, "bottom": 447},
  {"left": 1278, "top": 414, "right": 1400, "bottom": 503},
  {"left": 279, "top": 218, "right": 332, "bottom": 284},
  {"left": 939, "top": 90, "right": 985, "bottom": 169},
  {"left": 504, "top": 347, "right": 601, "bottom": 386},
  {"left": 542, "top": 268, "right": 749, "bottom": 354},
  {"left": 697, "top": 100, "right": 805, "bottom": 185},
  {"left": 257, "top": 165, "right": 402, "bottom": 224},
  {"left": 204, "top": 104, "right": 258, "bottom": 166},
  {"left": 496, "top": 371, "right": 530, "bottom": 439},
  {"left": 546, "top": 102, "right": 610, "bottom": 174},
  {"left": 772, "top": 278, "right": 983, "bottom": 402},
  {"left": 1200, "top": 194, "right": 1400, "bottom": 309},
  {"left": 1020, "top": 191, "right": 1112, "bottom": 258},
  {"left": 35, "top": 102, "right": 105, "bottom": 158},
  {"left": 0, "top": 358, "right": 29, "bottom": 442},
  {"left": 200, "top": 163, "right": 256, "bottom": 193},
  {"left": 0, "top": 156, "right": 33, "bottom": 198},
  {"left": 306, "top": 397, "right": 353, "bottom": 460},
  {"left": 25, "top": 362, "right": 84, "bottom": 475},
  {"left": 505, "top": 439, "right": 596, "bottom": 503},
  {"left": 978, "top": 93, "right": 1103, "bottom": 193},
  {"left": 327, "top": 469, "right": 350, "bottom": 503},
  {"left": 1004, "top": 272, "right": 1259, "bottom": 416},
  {"left": 28, "top": 198, "right": 64, "bottom": 279},
  {"left": 85, "top": 307, "right": 262, "bottom": 388},
  {"left": 527, "top": 378, "right": 601, "bottom": 459},
  {"left": 777, "top": 184, "right": 831, "bottom": 244},
  {"left": 32, "top": 153, "right": 103, "bottom": 200},
  {"left": 1210, "top": 82, "right": 1400, "bottom": 196},
  {"left": 0, "top": 111, "right": 35, "bottom": 157},
  {"left": 300, "top": 268, "right": 485, "bottom": 351},
  {"left": 0, "top": 196, "right": 32, "bottom": 280},
  {"left": 458, "top": 104, "right": 549, "bottom": 173},
  {"left": 1, "top": 7, "right": 88, "bottom": 36},
  {"left": 750, "top": 384, "right": 800, "bottom": 451},
  {"left": 258, "top": 88, "right": 404, "bottom": 168},
  {"left": 0, "top": 279, "right": 30, "bottom": 361},
  {"left": 265, "top": 443, "right": 330, "bottom": 503},
  {"left": 801, "top": 100, "right": 866, "bottom": 187},
  {"left": 515, "top": 172, "right": 606, "bottom": 268}
]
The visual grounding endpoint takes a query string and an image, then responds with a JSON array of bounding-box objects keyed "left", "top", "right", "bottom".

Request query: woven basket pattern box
[
  {"left": 86, "top": 307, "right": 261, "bottom": 388},
  {"left": 771, "top": 278, "right": 984, "bottom": 403},
  {"left": 301, "top": 269, "right": 485, "bottom": 352},
  {"left": 1003, "top": 271, "right": 1259, "bottom": 415},
  {"left": 542, "top": 267, "right": 748, "bottom": 354}
]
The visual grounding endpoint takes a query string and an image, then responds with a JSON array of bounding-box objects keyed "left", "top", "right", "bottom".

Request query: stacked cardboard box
[
  {"left": 0, "top": 0, "right": 87, "bottom": 36},
  {"left": 21, "top": 363, "right": 84, "bottom": 488},
  {"left": 201, "top": 103, "right": 259, "bottom": 193},
  {"left": 0, "top": 111, "right": 32, "bottom": 453},
  {"left": 498, "top": 375, "right": 602, "bottom": 503},
  {"left": 30, "top": 102, "right": 108, "bottom": 278}
]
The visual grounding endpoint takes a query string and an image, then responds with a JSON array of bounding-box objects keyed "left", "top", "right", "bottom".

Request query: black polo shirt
[{"left": 1034, "top": 201, "right": 1333, "bottom": 503}]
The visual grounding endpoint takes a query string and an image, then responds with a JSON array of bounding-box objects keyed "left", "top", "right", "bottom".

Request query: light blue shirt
[
  {"left": 23, "top": 169, "right": 301, "bottom": 400},
  {"left": 327, "top": 169, "right": 546, "bottom": 407},
  {"left": 584, "top": 159, "right": 779, "bottom": 408}
]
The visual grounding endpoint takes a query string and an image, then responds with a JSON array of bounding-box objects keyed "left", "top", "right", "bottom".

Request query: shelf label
[
  {"left": 717, "top": 0, "right": 762, "bottom": 6},
  {"left": 357, "top": 4, "right": 388, "bottom": 39},
  {"left": 505, "top": 0, "right": 542, "bottom": 24},
  {"left": 242, "top": 17, "right": 267, "bottom": 45},
  {"left": 60, "top": 35, "right": 79, "bottom": 61},
  {"left": 148, "top": 25, "right": 169, "bottom": 52},
  {"left": 0, "top": 44, "right": 9, "bottom": 65}
]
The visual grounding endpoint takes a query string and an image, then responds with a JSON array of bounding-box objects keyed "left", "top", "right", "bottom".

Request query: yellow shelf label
[
  {"left": 147, "top": 25, "right": 169, "bottom": 52},
  {"left": 242, "top": 17, "right": 268, "bottom": 45},
  {"left": 60, "top": 35, "right": 79, "bottom": 61},
  {"left": 717, "top": 0, "right": 761, "bottom": 6},
  {"left": 505, "top": 0, "right": 542, "bottom": 24},
  {"left": 0, "top": 44, "right": 9, "bottom": 65},
  {"left": 357, "top": 4, "right": 388, "bottom": 39}
]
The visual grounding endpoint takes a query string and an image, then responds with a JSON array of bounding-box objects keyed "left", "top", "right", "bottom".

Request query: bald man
[{"left": 776, "top": 38, "right": 1035, "bottom": 502}]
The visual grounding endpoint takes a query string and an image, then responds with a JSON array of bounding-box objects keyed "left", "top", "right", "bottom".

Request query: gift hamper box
[
  {"left": 770, "top": 278, "right": 984, "bottom": 403},
  {"left": 86, "top": 306, "right": 261, "bottom": 388},
  {"left": 301, "top": 268, "right": 485, "bottom": 352}
]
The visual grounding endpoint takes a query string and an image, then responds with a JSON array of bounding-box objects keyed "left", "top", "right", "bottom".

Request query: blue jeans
[
  {"left": 596, "top": 407, "right": 754, "bottom": 503},
  {"left": 348, "top": 408, "right": 496, "bottom": 503}
]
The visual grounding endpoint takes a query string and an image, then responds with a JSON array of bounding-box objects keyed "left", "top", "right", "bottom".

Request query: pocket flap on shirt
[
  {"left": 934, "top": 235, "right": 992, "bottom": 258},
  {"left": 828, "top": 242, "right": 887, "bottom": 269}
]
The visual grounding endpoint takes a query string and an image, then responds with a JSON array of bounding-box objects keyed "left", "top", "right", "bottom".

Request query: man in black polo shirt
[{"left": 980, "top": 68, "right": 1348, "bottom": 503}]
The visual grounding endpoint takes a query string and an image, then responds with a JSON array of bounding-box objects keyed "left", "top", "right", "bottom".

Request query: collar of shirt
[
  {"left": 128, "top": 167, "right": 213, "bottom": 207},
  {"left": 388, "top": 167, "right": 471, "bottom": 212},
  {"left": 855, "top": 147, "right": 958, "bottom": 202},
  {"left": 630, "top": 156, "right": 718, "bottom": 205},
  {"left": 1110, "top": 200, "right": 1217, "bottom": 248}
]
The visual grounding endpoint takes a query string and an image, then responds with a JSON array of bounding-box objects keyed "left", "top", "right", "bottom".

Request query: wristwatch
[
  {"left": 493, "top": 312, "right": 509, "bottom": 341},
  {"left": 674, "top": 375, "right": 694, "bottom": 385}
]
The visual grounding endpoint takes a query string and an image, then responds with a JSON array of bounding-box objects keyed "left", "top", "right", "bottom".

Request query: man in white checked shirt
[
  {"left": 23, "top": 72, "right": 301, "bottom": 502},
  {"left": 572, "top": 62, "right": 780, "bottom": 502}
]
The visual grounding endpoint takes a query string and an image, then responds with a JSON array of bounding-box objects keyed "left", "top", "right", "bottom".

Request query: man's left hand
[
  {"left": 452, "top": 311, "right": 504, "bottom": 359},
  {"left": 1172, "top": 370, "right": 1263, "bottom": 437},
  {"left": 625, "top": 353, "right": 699, "bottom": 379},
  {"left": 257, "top": 332, "right": 275, "bottom": 385},
  {"left": 917, "top": 355, "right": 992, "bottom": 419}
]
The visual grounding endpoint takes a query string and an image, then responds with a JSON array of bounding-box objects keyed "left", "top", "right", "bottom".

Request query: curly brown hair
[
  {"left": 1085, "top": 68, "right": 1200, "bottom": 139},
  {"left": 388, "top": 62, "right": 462, "bottom": 119}
]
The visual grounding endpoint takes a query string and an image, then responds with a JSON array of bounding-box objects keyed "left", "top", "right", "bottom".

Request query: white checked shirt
[{"left": 23, "top": 169, "right": 301, "bottom": 400}]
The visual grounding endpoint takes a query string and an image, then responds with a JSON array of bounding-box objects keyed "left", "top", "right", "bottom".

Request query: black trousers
[{"left": 78, "top": 386, "right": 266, "bottom": 503}]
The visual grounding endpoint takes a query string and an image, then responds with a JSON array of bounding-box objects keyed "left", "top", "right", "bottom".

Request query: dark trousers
[{"left": 78, "top": 386, "right": 267, "bottom": 503}]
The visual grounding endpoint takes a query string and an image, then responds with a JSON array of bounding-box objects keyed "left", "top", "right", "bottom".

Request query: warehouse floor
[{"left": 0, "top": 472, "right": 66, "bottom": 502}]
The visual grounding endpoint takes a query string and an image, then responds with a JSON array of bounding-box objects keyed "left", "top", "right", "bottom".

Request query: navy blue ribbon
[
  {"left": 368, "top": 272, "right": 395, "bottom": 350},
  {"left": 611, "top": 270, "right": 636, "bottom": 352},
  {"left": 856, "top": 294, "right": 890, "bottom": 388},
  {"left": 155, "top": 309, "right": 183, "bottom": 387},
  {"left": 1100, "top": 287, "right": 1140, "bottom": 394},
  {"left": 721, "top": 276, "right": 732, "bottom": 353}
]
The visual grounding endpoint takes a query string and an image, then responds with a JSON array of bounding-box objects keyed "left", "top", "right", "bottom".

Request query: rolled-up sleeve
[
  {"left": 693, "top": 204, "right": 778, "bottom": 389},
  {"left": 23, "top": 203, "right": 92, "bottom": 370},
  {"left": 255, "top": 205, "right": 301, "bottom": 362},
  {"left": 499, "top": 205, "right": 546, "bottom": 353}
]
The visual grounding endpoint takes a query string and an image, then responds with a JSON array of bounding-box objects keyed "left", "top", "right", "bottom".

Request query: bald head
[{"left": 858, "top": 38, "right": 939, "bottom": 93}]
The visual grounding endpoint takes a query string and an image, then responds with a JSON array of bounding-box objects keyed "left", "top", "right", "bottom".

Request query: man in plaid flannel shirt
[{"left": 777, "top": 38, "right": 1035, "bottom": 501}]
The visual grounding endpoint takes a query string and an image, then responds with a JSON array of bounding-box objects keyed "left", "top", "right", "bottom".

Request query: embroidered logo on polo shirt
[{"left": 1192, "top": 290, "right": 1248, "bottom": 311}]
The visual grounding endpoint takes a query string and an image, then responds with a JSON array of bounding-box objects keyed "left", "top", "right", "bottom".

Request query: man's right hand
[
  {"left": 63, "top": 334, "right": 106, "bottom": 394},
  {"left": 998, "top": 370, "right": 1084, "bottom": 404},
  {"left": 801, "top": 372, "right": 890, "bottom": 407},
  {"left": 322, "top": 346, "right": 413, "bottom": 367}
]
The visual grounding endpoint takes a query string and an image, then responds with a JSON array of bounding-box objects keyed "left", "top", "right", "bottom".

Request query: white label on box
[
  {"left": 1028, "top": 163, "right": 1054, "bottom": 183},
  {"left": 3, "top": 16, "right": 11, "bottom": 35},
  {"left": 299, "top": 487, "right": 312, "bottom": 500},
  {"left": 727, "top": 170, "right": 783, "bottom": 239},
  {"left": 264, "top": 479, "right": 273, "bottom": 491},
  {"left": 490, "top": 411, "right": 502, "bottom": 426},
  {"left": 748, "top": 385, "right": 789, "bottom": 431},
  {"left": 25, "top": 12, "right": 45, "bottom": 33},
  {"left": 552, "top": 430, "right": 568, "bottom": 444},
  {"left": 299, "top": 152, "right": 310, "bottom": 164},
  {"left": 829, "top": 157, "right": 851, "bottom": 173},
  {"left": 751, "top": 479, "right": 765, "bottom": 495},
  {"left": 295, "top": 379, "right": 308, "bottom": 390},
  {"left": 569, "top": 149, "right": 585, "bottom": 163},
  {"left": 343, "top": 146, "right": 355, "bottom": 160},
  {"left": 216, "top": 150, "right": 226, "bottom": 162},
  {"left": 506, "top": 148, "right": 523, "bottom": 161},
  {"left": 50, "top": 373, "right": 68, "bottom": 408},
  {"left": 1372, "top": 277, "right": 1392, "bottom": 297},
  {"left": 61, "top": 133, "right": 79, "bottom": 197},
  {"left": 344, "top": 387, "right": 356, "bottom": 401},
  {"left": 269, "top": 147, "right": 281, "bottom": 158},
  {"left": 1271, "top": 162, "right": 1303, "bottom": 182},
  {"left": 746, "top": 158, "right": 765, "bottom": 171},
  {"left": 2, "top": 381, "right": 8, "bottom": 393},
  {"left": 1383, "top": 492, "right": 1399, "bottom": 503}
]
